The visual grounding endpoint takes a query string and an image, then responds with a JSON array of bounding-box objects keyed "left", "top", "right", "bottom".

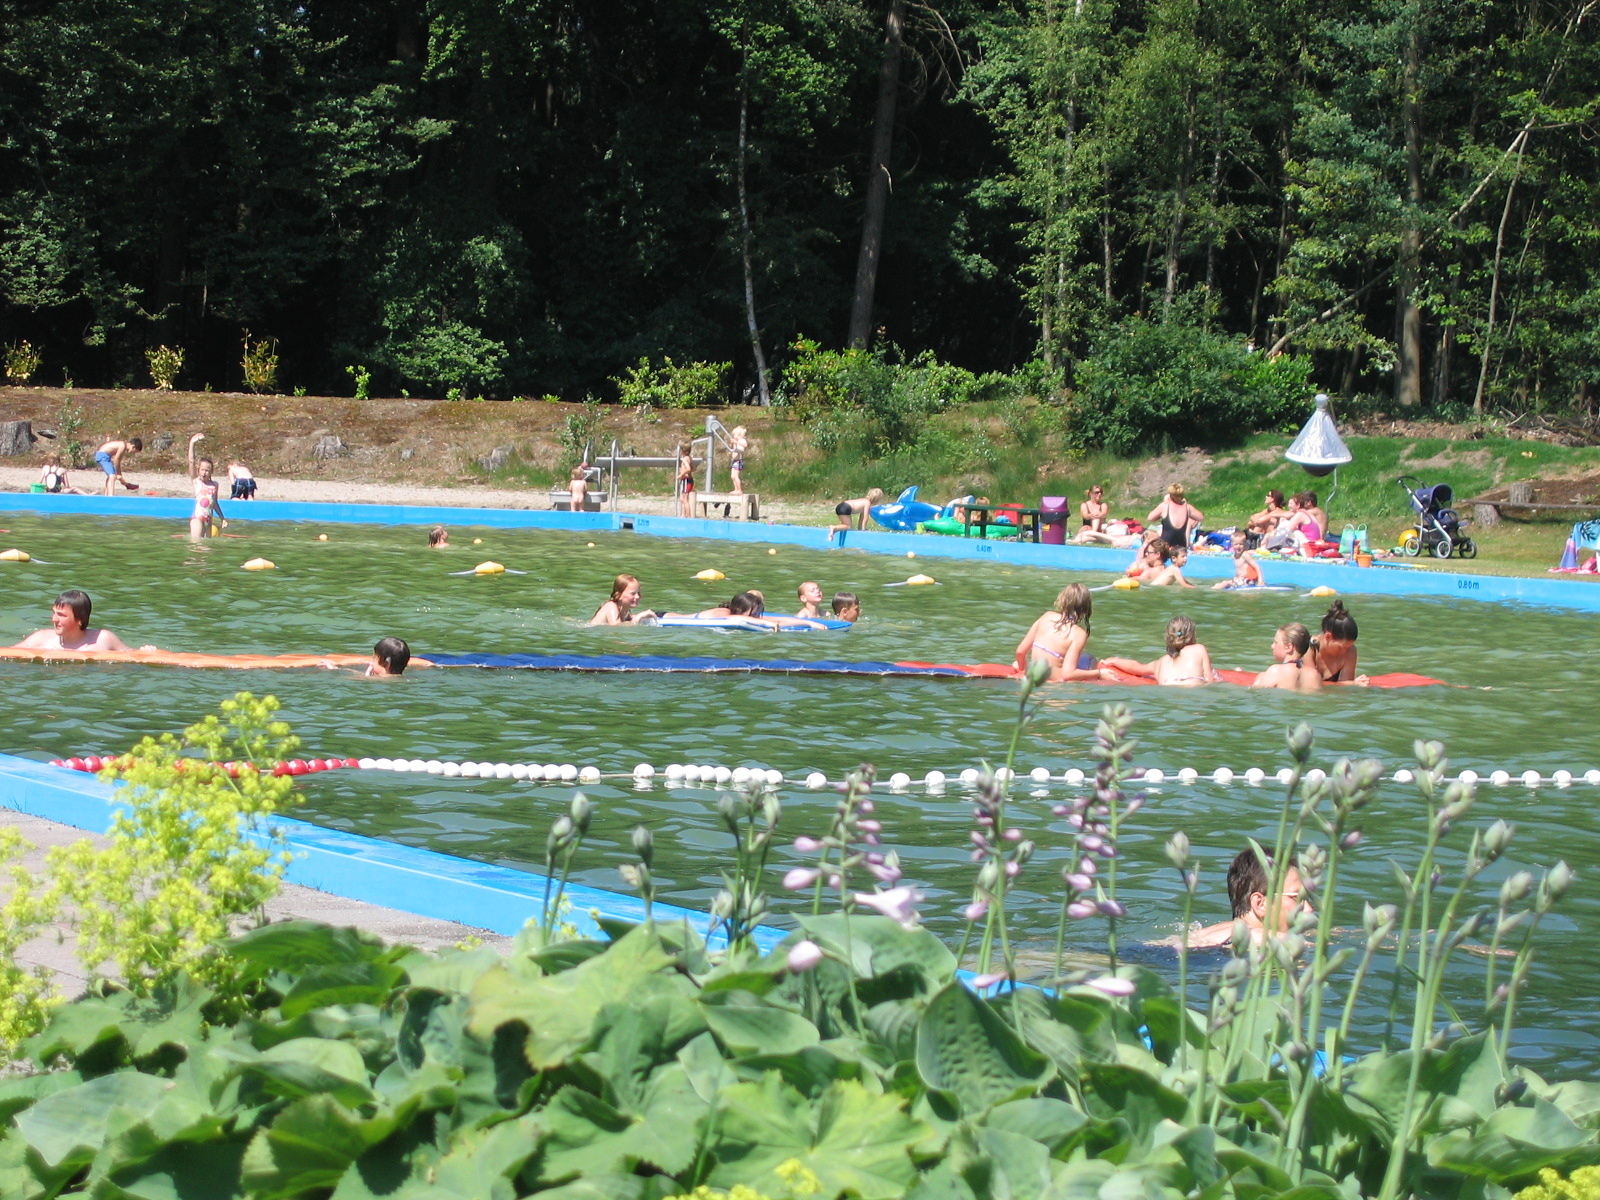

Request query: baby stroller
[{"left": 1396, "top": 475, "right": 1476, "bottom": 559}]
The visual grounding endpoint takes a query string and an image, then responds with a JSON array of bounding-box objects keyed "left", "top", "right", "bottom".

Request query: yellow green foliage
[
  {"left": 0, "top": 827, "right": 59, "bottom": 1054},
  {"left": 47, "top": 692, "right": 301, "bottom": 1001},
  {"left": 666, "top": 1158, "right": 821, "bottom": 1200},
  {"left": 1517, "top": 1166, "right": 1600, "bottom": 1200}
]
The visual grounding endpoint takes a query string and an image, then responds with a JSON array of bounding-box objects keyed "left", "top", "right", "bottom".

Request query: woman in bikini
[
  {"left": 1147, "top": 484, "right": 1203, "bottom": 550},
  {"left": 1015, "top": 583, "right": 1120, "bottom": 682},
  {"left": 1246, "top": 489, "right": 1289, "bottom": 538},
  {"left": 1080, "top": 486, "right": 1109, "bottom": 532},
  {"left": 1252, "top": 623, "right": 1322, "bottom": 691},
  {"left": 1101, "top": 615, "right": 1218, "bottom": 686},
  {"left": 1306, "top": 600, "right": 1369, "bottom": 685}
]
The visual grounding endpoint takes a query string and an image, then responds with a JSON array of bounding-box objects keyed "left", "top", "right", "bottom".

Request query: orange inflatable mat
[{"left": 0, "top": 647, "right": 434, "bottom": 670}]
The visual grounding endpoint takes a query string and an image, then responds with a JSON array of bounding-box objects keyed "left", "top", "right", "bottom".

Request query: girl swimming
[
  {"left": 1252, "top": 623, "right": 1322, "bottom": 691},
  {"left": 1014, "top": 583, "right": 1119, "bottom": 682},
  {"left": 1101, "top": 615, "right": 1218, "bottom": 686},
  {"left": 187, "top": 434, "right": 226, "bottom": 539},
  {"left": 589, "top": 574, "right": 655, "bottom": 625}
]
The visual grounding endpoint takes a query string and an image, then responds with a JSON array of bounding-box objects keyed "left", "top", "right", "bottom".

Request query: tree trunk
[
  {"left": 1102, "top": 214, "right": 1114, "bottom": 305},
  {"left": 847, "top": 0, "right": 904, "bottom": 349},
  {"left": 1472, "top": 135, "right": 1527, "bottom": 414},
  {"left": 1394, "top": 1, "right": 1426, "bottom": 407},
  {"left": 1204, "top": 89, "right": 1224, "bottom": 296},
  {"left": 1162, "top": 87, "right": 1197, "bottom": 311},
  {"left": 0, "top": 420, "right": 34, "bottom": 456},
  {"left": 736, "top": 84, "right": 771, "bottom": 406}
]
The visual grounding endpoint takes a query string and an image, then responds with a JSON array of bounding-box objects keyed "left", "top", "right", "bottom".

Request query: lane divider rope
[{"left": 47, "top": 756, "right": 1598, "bottom": 790}]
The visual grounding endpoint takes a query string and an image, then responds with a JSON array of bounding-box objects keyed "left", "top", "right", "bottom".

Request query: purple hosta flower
[
  {"left": 1002, "top": 828, "right": 1022, "bottom": 842},
  {"left": 854, "top": 886, "right": 925, "bottom": 928},
  {"left": 963, "top": 899, "right": 989, "bottom": 922},
  {"left": 1124, "top": 796, "right": 1144, "bottom": 815},
  {"left": 787, "top": 940, "right": 824, "bottom": 973},
  {"left": 1341, "top": 830, "right": 1363, "bottom": 849},
  {"left": 867, "top": 860, "right": 903, "bottom": 885},
  {"left": 863, "top": 833, "right": 881, "bottom": 846},
  {"left": 783, "top": 867, "right": 821, "bottom": 890},
  {"left": 969, "top": 831, "right": 989, "bottom": 848},
  {"left": 865, "top": 851, "right": 885, "bottom": 865},
  {"left": 1066, "top": 900, "right": 1097, "bottom": 919},
  {"left": 858, "top": 799, "right": 874, "bottom": 813},
  {"left": 1082, "top": 834, "right": 1104, "bottom": 852},
  {"left": 1097, "top": 899, "right": 1127, "bottom": 918},
  {"left": 971, "top": 972, "right": 1006, "bottom": 990},
  {"left": 1096, "top": 844, "right": 1117, "bottom": 859},
  {"left": 1064, "top": 872, "right": 1092, "bottom": 893},
  {"left": 793, "top": 836, "right": 821, "bottom": 852},
  {"left": 1087, "top": 975, "right": 1136, "bottom": 997},
  {"left": 1066, "top": 813, "right": 1085, "bottom": 829},
  {"left": 1052, "top": 804, "right": 1069, "bottom": 817},
  {"left": 858, "top": 819, "right": 882, "bottom": 833},
  {"left": 1078, "top": 857, "right": 1097, "bottom": 876},
  {"left": 968, "top": 849, "right": 984, "bottom": 863},
  {"left": 1003, "top": 861, "right": 1020, "bottom": 877},
  {"left": 975, "top": 814, "right": 995, "bottom": 827},
  {"left": 828, "top": 874, "right": 841, "bottom": 890}
]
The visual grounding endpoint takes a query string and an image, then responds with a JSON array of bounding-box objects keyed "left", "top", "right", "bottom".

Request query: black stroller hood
[{"left": 1416, "top": 482, "right": 1454, "bottom": 511}]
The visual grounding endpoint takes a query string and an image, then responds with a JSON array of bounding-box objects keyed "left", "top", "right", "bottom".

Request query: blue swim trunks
[{"left": 95, "top": 451, "right": 116, "bottom": 476}]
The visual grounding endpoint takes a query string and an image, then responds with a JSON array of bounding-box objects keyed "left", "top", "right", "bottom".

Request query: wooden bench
[
  {"left": 1464, "top": 482, "right": 1597, "bottom": 527},
  {"left": 694, "top": 492, "right": 761, "bottom": 521},
  {"left": 548, "top": 488, "right": 602, "bottom": 512}
]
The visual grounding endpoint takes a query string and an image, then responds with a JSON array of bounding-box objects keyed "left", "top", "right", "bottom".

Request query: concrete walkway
[{"left": 1, "top": 808, "right": 512, "bottom": 998}]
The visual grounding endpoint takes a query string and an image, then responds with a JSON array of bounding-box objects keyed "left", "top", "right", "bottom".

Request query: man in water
[
  {"left": 11, "top": 590, "right": 148, "bottom": 652},
  {"left": 1188, "top": 848, "right": 1310, "bottom": 948}
]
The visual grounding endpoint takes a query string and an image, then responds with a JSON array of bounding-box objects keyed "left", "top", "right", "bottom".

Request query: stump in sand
[{"left": 0, "top": 420, "right": 34, "bottom": 456}]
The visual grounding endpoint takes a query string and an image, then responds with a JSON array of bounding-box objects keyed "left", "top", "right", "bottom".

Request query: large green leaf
[
  {"left": 1078, "top": 1061, "right": 1188, "bottom": 1152},
  {"left": 1542, "top": 1080, "right": 1600, "bottom": 1130},
  {"left": 468, "top": 927, "right": 683, "bottom": 1070},
  {"left": 14, "top": 1071, "right": 170, "bottom": 1169},
  {"left": 330, "top": 1114, "right": 542, "bottom": 1200},
  {"left": 795, "top": 915, "right": 957, "bottom": 989},
  {"left": 105, "top": 1142, "right": 247, "bottom": 1200},
  {"left": 0, "top": 1071, "right": 83, "bottom": 1125},
  {"left": 1426, "top": 1097, "right": 1593, "bottom": 1182},
  {"left": 279, "top": 960, "right": 406, "bottom": 1019},
  {"left": 985, "top": 1097, "right": 1088, "bottom": 1153},
  {"left": 229, "top": 921, "right": 398, "bottom": 977},
  {"left": 27, "top": 979, "right": 211, "bottom": 1071},
  {"left": 916, "top": 983, "right": 1052, "bottom": 1115},
  {"left": 241, "top": 1094, "right": 399, "bottom": 1199},
  {"left": 538, "top": 1063, "right": 707, "bottom": 1182},
  {"left": 704, "top": 1003, "right": 821, "bottom": 1057},
  {"left": 709, "top": 1074, "right": 929, "bottom": 1200},
  {"left": 239, "top": 1037, "right": 375, "bottom": 1107}
]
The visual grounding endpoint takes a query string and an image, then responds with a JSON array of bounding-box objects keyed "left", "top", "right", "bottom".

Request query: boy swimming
[
  {"left": 1101, "top": 615, "right": 1218, "bottom": 686},
  {"left": 93, "top": 437, "right": 142, "bottom": 495},
  {"left": 1014, "top": 584, "right": 1119, "bottom": 682},
  {"left": 1252, "top": 623, "right": 1322, "bottom": 691},
  {"left": 1213, "top": 530, "right": 1263, "bottom": 589},
  {"left": 368, "top": 636, "right": 411, "bottom": 676},
  {"left": 831, "top": 591, "right": 860, "bottom": 624},
  {"left": 796, "top": 581, "right": 824, "bottom": 619}
]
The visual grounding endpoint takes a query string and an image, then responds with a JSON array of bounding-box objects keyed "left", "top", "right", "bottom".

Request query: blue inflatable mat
[
  {"left": 425, "top": 652, "right": 977, "bottom": 677},
  {"left": 653, "top": 616, "right": 853, "bottom": 632}
]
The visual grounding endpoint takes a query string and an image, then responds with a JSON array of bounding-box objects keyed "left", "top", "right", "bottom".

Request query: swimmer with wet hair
[
  {"left": 368, "top": 637, "right": 411, "bottom": 676},
  {"left": 12, "top": 589, "right": 152, "bottom": 652},
  {"left": 1101, "top": 615, "right": 1217, "bottom": 686},
  {"left": 831, "top": 591, "right": 860, "bottom": 623},
  {"left": 1252, "top": 623, "right": 1322, "bottom": 692},
  {"left": 796, "top": 580, "right": 824, "bottom": 620},
  {"left": 428, "top": 526, "right": 449, "bottom": 548},
  {"left": 1307, "top": 599, "right": 1369, "bottom": 685},
  {"left": 590, "top": 574, "right": 656, "bottom": 625},
  {"left": 1014, "top": 583, "right": 1119, "bottom": 683}
]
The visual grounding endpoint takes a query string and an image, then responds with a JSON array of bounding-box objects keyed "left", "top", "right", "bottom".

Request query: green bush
[
  {"left": 388, "top": 320, "right": 508, "bottom": 394},
  {"left": 613, "top": 356, "right": 729, "bottom": 409},
  {"left": 5, "top": 339, "right": 42, "bottom": 384},
  {"left": 145, "top": 344, "right": 183, "bottom": 390},
  {"left": 1063, "top": 311, "right": 1315, "bottom": 455},
  {"left": 241, "top": 331, "right": 279, "bottom": 394}
]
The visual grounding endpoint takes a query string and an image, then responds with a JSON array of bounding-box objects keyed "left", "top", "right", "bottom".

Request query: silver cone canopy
[{"left": 1285, "top": 393, "right": 1352, "bottom": 478}]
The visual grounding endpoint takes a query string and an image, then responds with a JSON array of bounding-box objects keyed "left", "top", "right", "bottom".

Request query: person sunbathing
[
  {"left": 1251, "top": 623, "right": 1322, "bottom": 692},
  {"left": 1101, "top": 615, "right": 1217, "bottom": 686}
]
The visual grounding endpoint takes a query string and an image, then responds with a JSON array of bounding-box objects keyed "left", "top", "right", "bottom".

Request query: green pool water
[{"left": 1, "top": 512, "right": 1595, "bottom": 1072}]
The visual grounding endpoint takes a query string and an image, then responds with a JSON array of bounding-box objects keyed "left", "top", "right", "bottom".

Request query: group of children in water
[
  {"left": 1016, "top": 583, "right": 1364, "bottom": 691},
  {"left": 588, "top": 575, "right": 861, "bottom": 630}
]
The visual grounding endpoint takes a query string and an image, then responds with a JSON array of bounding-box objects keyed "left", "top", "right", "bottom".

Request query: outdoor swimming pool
[{"left": 0, "top": 510, "right": 1595, "bottom": 1070}]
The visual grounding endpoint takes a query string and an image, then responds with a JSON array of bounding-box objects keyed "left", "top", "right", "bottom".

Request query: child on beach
[
  {"left": 1252, "top": 623, "right": 1321, "bottom": 691},
  {"left": 590, "top": 574, "right": 656, "bottom": 625},
  {"left": 187, "top": 434, "right": 226, "bottom": 538},
  {"left": 675, "top": 442, "right": 694, "bottom": 518},
  {"left": 1213, "top": 530, "right": 1264, "bottom": 589},
  {"left": 796, "top": 580, "right": 824, "bottom": 619},
  {"left": 1014, "top": 583, "right": 1120, "bottom": 683},
  {"left": 1101, "top": 615, "right": 1218, "bottom": 686},
  {"left": 729, "top": 426, "right": 749, "bottom": 494},
  {"left": 831, "top": 592, "right": 860, "bottom": 623},
  {"left": 93, "top": 437, "right": 142, "bottom": 495},
  {"left": 228, "top": 461, "right": 257, "bottom": 499},
  {"left": 38, "top": 453, "right": 86, "bottom": 494},
  {"left": 828, "top": 488, "right": 885, "bottom": 536},
  {"left": 568, "top": 466, "right": 589, "bottom": 510},
  {"left": 428, "top": 526, "right": 450, "bottom": 548}
]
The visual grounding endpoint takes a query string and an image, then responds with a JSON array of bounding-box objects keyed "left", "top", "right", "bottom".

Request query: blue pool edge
[{"left": 2, "top": 489, "right": 1597, "bottom": 611}]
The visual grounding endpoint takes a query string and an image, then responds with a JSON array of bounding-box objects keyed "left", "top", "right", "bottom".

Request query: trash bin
[{"left": 1040, "top": 496, "right": 1068, "bottom": 545}]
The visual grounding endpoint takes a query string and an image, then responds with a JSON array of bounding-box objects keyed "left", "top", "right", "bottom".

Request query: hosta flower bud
[
  {"left": 1287, "top": 723, "right": 1315, "bottom": 762},
  {"left": 618, "top": 863, "right": 643, "bottom": 887},
  {"left": 1064, "top": 873, "right": 1092, "bottom": 893},
  {"left": 793, "top": 836, "right": 821, "bottom": 853},
  {"left": 569, "top": 793, "right": 593, "bottom": 833},
  {"left": 1500, "top": 871, "right": 1533, "bottom": 905},
  {"left": 1341, "top": 829, "right": 1363, "bottom": 849},
  {"left": 1413, "top": 740, "right": 1445, "bottom": 771},
  {"left": 787, "top": 940, "right": 824, "bottom": 973},
  {"left": 631, "top": 824, "right": 654, "bottom": 863},
  {"left": 783, "top": 867, "right": 821, "bottom": 890},
  {"left": 1066, "top": 900, "right": 1096, "bottom": 919},
  {"left": 963, "top": 900, "right": 989, "bottom": 922},
  {"left": 1165, "top": 831, "right": 1191, "bottom": 868},
  {"left": 1548, "top": 860, "right": 1575, "bottom": 901},
  {"left": 1097, "top": 899, "right": 1127, "bottom": 918}
]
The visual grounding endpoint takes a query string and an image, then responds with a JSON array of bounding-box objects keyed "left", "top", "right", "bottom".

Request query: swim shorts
[
  {"left": 231, "top": 478, "right": 257, "bottom": 499},
  {"left": 95, "top": 451, "right": 116, "bottom": 476},
  {"left": 836, "top": 502, "right": 853, "bottom": 517}
]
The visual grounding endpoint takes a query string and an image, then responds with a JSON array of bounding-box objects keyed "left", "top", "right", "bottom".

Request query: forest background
[{"left": 0, "top": 0, "right": 1596, "bottom": 427}]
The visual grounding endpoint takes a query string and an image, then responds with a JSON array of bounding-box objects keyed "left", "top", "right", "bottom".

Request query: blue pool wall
[
  {"left": 0, "top": 750, "right": 783, "bottom": 952},
  {"left": 1, "top": 490, "right": 1596, "bottom": 612}
]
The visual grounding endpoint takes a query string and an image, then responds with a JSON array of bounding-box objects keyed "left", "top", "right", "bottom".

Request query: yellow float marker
[
  {"left": 474, "top": 561, "right": 505, "bottom": 575},
  {"left": 242, "top": 558, "right": 276, "bottom": 570},
  {"left": 317, "top": 533, "right": 328, "bottom": 541},
  {"left": 0, "top": 549, "right": 31, "bottom": 562},
  {"left": 1309, "top": 585, "right": 1338, "bottom": 597},
  {"left": 906, "top": 573, "right": 937, "bottom": 585},
  {"left": 1112, "top": 576, "right": 1139, "bottom": 590},
  {"left": 694, "top": 569, "right": 726, "bottom": 581},
  {"left": 768, "top": 548, "right": 778, "bottom": 555}
]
